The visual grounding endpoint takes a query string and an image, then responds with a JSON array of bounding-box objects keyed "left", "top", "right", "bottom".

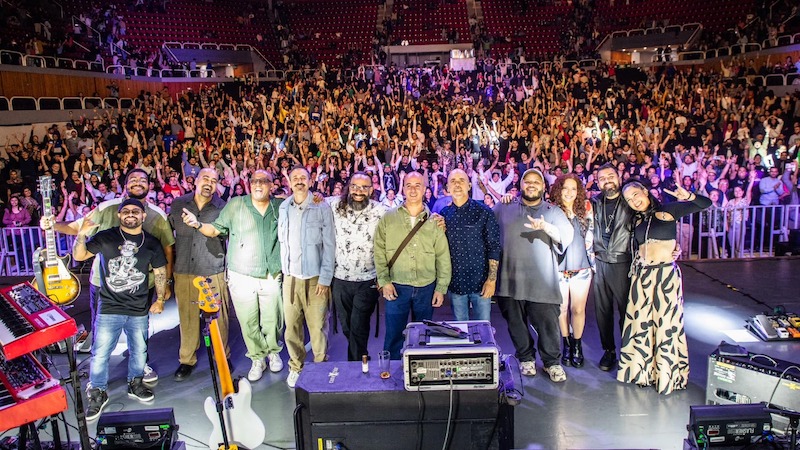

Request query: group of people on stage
[{"left": 39, "top": 154, "right": 712, "bottom": 422}]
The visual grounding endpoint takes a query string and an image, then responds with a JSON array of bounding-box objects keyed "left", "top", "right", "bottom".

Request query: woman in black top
[{"left": 617, "top": 181, "right": 711, "bottom": 395}]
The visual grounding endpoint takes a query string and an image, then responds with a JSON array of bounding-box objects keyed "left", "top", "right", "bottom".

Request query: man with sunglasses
[{"left": 327, "top": 172, "right": 387, "bottom": 362}]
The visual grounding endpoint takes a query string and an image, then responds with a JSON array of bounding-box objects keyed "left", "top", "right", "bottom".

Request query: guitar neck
[{"left": 39, "top": 179, "right": 59, "bottom": 267}]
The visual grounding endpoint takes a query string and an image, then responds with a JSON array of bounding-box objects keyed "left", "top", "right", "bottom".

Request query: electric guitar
[
  {"left": 34, "top": 176, "right": 80, "bottom": 305},
  {"left": 194, "top": 277, "right": 265, "bottom": 450}
]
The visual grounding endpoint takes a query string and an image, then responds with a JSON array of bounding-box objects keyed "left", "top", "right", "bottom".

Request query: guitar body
[
  {"left": 34, "top": 253, "right": 81, "bottom": 305},
  {"left": 204, "top": 378, "right": 265, "bottom": 450},
  {"left": 34, "top": 176, "right": 80, "bottom": 306}
]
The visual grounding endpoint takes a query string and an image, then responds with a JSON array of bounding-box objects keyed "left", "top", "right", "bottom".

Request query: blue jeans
[
  {"left": 90, "top": 314, "right": 149, "bottom": 391},
  {"left": 451, "top": 292, "right": 491, "bottom": 321},
  {"left": 384, "top": 282, "right": 435, "bottom": 359}
]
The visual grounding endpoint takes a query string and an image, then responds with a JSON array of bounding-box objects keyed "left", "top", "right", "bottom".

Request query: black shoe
[
  {"left": 85, "top": 388, "right": 109, "bottom": 421},
  {"left": 570, "top": 337, "right": 584, "bottom": 368},
  {"left": 599, "top": 350, "right": 617, "bottom": 372},
  {"left": 561, "top": 336, "right": 571, "bottom": 366},
  {"left": 174, "top": 364, "right": 194, "bottom": 381},
  {"left": 128, "top": 377, "right": 155, "bottom": 402}
]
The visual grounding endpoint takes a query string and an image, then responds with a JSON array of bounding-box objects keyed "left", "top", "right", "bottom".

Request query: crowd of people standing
[{"left": 2, "top": 57, "right": 800, "bottom": 418}]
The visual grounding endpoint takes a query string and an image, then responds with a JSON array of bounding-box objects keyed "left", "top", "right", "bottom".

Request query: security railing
[
  {"left": 678, "top": 204, "right": 800, "bottom": 261},
  {"left": 1, "top": 227, "right": 79, "bottom": 277}
]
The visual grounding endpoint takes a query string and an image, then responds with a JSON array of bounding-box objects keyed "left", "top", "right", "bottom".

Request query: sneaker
[
  {"left": 85, "top": 388, "right": 109, "bottom": 421},
  {"left": 143, "top": 364, "right": 158, "bottom": 383},
  {"left": 128, "top": 377, "right": 155, "bottom": 402},
  {"left": 248, "top": 359, "right": 266, "bottom": 382},
  {"left": 267, "top": 353, "right": 284, "bottom": 373},
  {"left": 543, "top": 364, "right": 567, "bottom": 382},
  {"left": 520, "top": 360, "right": 537, "bottom": 377},
  {"left": 287, "top": 370, "right": 300, "bottom": 388},
  {"left": 598, "top": 350, "right": 617, "bottom": 372}
]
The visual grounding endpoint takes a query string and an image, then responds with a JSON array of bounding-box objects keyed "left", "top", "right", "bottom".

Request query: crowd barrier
[{"left": 2, "top": 204, "right": 799, "bottom": 277}]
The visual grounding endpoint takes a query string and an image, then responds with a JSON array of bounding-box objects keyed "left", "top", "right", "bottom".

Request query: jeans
[
  {"left": 384, "top": 282, "right": 435, "bottom": 359},
  {"left": 450, "top": 292, "right": 491, "bottom": 321},
  {"left": 89, "top": 314, "right": 149, "bottom": 391}
]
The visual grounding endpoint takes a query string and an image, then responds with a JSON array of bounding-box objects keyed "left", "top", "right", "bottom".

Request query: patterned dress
[{"left": 617, "top": 195, "right": 711, "bottom": 395}]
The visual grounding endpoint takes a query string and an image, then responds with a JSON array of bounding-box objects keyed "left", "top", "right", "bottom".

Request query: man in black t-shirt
[{"left": 72, "top": 198, "right": 168, "bottom": 422}]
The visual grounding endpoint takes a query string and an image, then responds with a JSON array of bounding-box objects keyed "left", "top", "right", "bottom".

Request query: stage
[{"left": 4, "top": 257, "right": 800, "bottom": 449}]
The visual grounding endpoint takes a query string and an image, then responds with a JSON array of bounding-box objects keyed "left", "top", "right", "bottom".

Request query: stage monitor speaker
[
  {"left": 294, "top": 361, "right": 513, "bottom": 450},
  {"left": 97, "top": 408, "right": 177, "bottom": 450}
]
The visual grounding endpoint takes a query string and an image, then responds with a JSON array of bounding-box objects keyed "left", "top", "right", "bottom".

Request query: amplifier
[
  {"left": 706, "top": 346, "right": 800, "bottom": 434},
  {"left": 403, "top": 321, "right": 499, "bottom": 391},
  {"left": 97, "top": 408, "right": 177, "bottom": 450},
  {"left": 688, "top": 404, "right": 772, "bottom": 447}
]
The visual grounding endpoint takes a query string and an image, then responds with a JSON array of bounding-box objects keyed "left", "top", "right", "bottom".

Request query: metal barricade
[
  {"left": 1, "top": 227, "right": 78, "bottom": 276},
  {"left": 681, "top": 204, "right": 791, "bottom": 260}
]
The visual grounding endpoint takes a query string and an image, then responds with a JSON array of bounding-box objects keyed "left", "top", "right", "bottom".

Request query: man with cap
[
  {"left": 493, "top": 168, "right": 573, "bottom": 382},
  {"left": 72, "top": 198, "right": 168, "bottom": 421},
  {"left": 42, "top": 168, "right": 175, "bottom": 383}
]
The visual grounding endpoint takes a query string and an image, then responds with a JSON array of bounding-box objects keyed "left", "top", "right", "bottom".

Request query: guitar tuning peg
[{"left": 205, "top": 277, "right": 213, "bottom": 283}]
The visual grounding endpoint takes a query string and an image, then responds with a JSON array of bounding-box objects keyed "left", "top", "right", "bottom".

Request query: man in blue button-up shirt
[
  {"left": 440, "top": 169, "right": 501, "bottom": 321},
  {"left": 278, "top": 166, "right": 336, "bottom": 388}
]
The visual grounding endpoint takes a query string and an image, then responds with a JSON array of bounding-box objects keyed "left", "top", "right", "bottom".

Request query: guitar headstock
[
  {"left": 192, "top": 276, "right": 220, "bottom": 313},
  {"left": 38, "top": 176, "right": 54, "bottom": 200}
]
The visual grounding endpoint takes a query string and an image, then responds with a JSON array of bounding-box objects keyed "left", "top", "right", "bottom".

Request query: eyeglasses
[
  {"left": 119, "top": 209, "right": 143, "bottom": 216},
  {"left": 250, "top": 178, "right": 271, "bottom": 186},
  {"left": 350, "top": 184, "right": 372, "bottom": 192}
]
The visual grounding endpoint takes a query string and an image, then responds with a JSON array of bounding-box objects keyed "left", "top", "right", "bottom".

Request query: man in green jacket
[{"left": 374, "top": 172, "right": 451, "bottom": 359}]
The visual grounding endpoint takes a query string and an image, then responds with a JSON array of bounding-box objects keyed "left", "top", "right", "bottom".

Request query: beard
[
  {"left": 127, "top": 189, "right": 147, "bottom": 200},
  {"left": 602, "top": 183, "right": 619, "bottom": 197},
  {"left": 521, "top": 191, "right": 542, "bottom": 203},
  {"left": 348, "top": 196, "right": 370, "bottom": 211}
]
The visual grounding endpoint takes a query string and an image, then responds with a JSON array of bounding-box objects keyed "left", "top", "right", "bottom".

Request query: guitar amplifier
[
  {"left": 97, "top": 408, "right": 177, "bottom": 450},
  {"left": 706, "top": 346, "right": 800, "bottom": 434}
]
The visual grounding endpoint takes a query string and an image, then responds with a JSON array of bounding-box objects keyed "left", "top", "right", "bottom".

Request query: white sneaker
[
  {"left": 267, "top": 353, "right": 284, "bottom": 373},
  {"left": 520, "top": 360, "right": 537, "bottom": 377},
  {"left": 544, "top": 364, "right": 567, "bottom": 382},
  {"left": 247, "top": 359, "right": 266, "bottom": 382},
  {"left": 287, "top": 370, "right": 300, "bottom": 388},
  {"left": 143, "top": 364, "right": 158, "bottom": 383}
]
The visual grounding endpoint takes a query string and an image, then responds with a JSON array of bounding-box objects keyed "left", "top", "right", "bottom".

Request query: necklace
[
  {"left": 119, "top": 228, "right": 145, "bottom": 252},
  {"left": 602, "top": 195, "right": 622, "bottom": 234}
]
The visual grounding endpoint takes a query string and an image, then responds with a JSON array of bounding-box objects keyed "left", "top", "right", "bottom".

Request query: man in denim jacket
[{"left": 278, "top": 166, "right": 336, "bottom": 388}]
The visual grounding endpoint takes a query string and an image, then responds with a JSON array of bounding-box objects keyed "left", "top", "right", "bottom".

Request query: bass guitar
[
  {"left": 194, "top": 277, "right": 265, "bottom": 450},
  {"left": 34, "top": 176, "right": 80, "bottom": 305}
]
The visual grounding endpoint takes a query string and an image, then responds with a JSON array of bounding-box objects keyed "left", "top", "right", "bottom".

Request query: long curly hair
[{"left": 550, "top": 173, "right": 589, "bottom": 233}]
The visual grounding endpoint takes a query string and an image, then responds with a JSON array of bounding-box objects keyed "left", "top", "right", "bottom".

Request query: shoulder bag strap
[{"left": 387, "top": 214, "right": 428, "bottom": 270}]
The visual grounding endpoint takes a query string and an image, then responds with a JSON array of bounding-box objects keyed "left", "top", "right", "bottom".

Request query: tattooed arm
[
  {"left": 481, "top": 259, "right": 499, "bottom": 298},
  {"left": 150, "top": 266, "right": 167, "bottom": 314}
]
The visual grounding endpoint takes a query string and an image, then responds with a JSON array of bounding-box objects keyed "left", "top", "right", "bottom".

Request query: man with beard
[
  {"left": 44, "top": 168, "right": 175, "bottom": 383},
  {"left": 327, "top": 172, "right": 387, "bottom": 361},
  {"left": 494, "top": 169, "right": 573, "bottom": 382},
  {"left": 590, "top": 163, "right": 634, "bottom": 371},
  {"left": 278, "top": 166, "right": 336, "bottom": 388},
  {"left": 72, "top": 198, "right": 167, "bottom": 421},
  {"left": 440, "top": 169, "right": 501, "bottom": 321},
  {"left": 168, "top": 168, "right": 230, "bottom": 381},
  {"left": 374, "top": 172, "right": 451, "bottom": 360},
  {"left": 182, "top": 170, "right": 286, "bottom": 383}
]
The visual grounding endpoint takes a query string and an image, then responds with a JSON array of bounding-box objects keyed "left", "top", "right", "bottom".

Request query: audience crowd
[{"left": 3, "top": 59, "right": 800, "bottom": 254}]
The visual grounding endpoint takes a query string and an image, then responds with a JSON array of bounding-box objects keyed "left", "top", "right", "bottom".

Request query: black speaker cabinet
[{"left": 294, "top": 362, "right": 513, "bottom": 450}]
